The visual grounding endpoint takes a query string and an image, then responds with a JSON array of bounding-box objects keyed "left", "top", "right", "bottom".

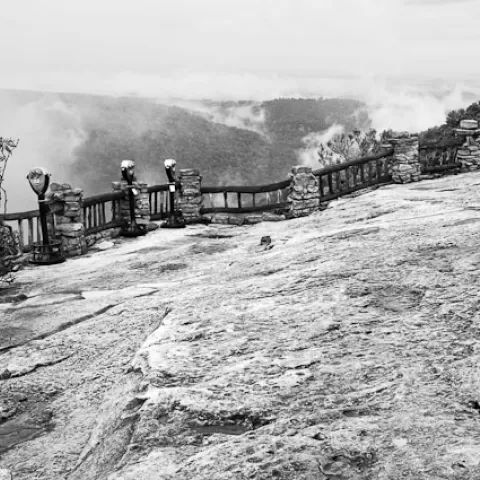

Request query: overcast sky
[{"left": 1, "top": 0, "right": 479, "bottom": 98}]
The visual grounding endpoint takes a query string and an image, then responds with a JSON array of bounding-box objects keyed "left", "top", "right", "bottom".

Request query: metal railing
[
  {"left": 200, "top": 179, "right": 290, "bottom": 214},
  {"left": 313, "top": 149, "right": 394, "bottom": 202},
  {"left": 0, "top": 209, "right": 44, "bottom": 252},
  {"left": 146, "top": 183, "right": 169, "bottom": 220},
  {"left": 82, "top": 191, "right": 124, "bottom": 235},
  {"left": 419, "top": 138, "right": 462, "bottom": 173}
]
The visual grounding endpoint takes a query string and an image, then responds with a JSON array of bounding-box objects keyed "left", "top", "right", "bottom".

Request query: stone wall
[
  {"left": 85, "top": 228, "right": 122, "bottom": 248},
  {"left": 389, "top": 132, "right": 420, "bottom": 183},
  {"left": 455, "top": 119, "right": 480, "bottom": 170},
  {"left": 112, "top": 181, "right": 150, "bottom": 227},
  {"left": 287, "top": 166, "right": 320, "bottom": 218},
  {"left": 204, "top": 211, "right": 287, "bottom": 226},
  {"left": 178, "top": 169, "right": 203, "bottom": 223},
  {"left": 46, "top": 183, "right": 88, "bottom": 257}
]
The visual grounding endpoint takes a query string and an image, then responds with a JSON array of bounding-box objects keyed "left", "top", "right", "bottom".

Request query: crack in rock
[
  {"left": 0, "top": 354, "right": 72, "bottom": 380},
  {"left": 0, "top": 304, "right": 118, "bottom": 354}
]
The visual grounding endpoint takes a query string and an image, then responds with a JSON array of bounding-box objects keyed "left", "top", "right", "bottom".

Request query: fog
[
  {"left": 0, "top": 93, "right": 86, "bottom": 212},
  {"left": 167, "top": 99, "right": 267, "bottom": 136}
]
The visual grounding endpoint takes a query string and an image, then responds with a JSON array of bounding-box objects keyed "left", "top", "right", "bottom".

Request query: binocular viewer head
[
  {"left": 27, "top": 167, "right": 50, "bottom": 196},
  {"left": 164, "top": 158, "right": 177, "bottom": 183},
  {"left": 121, "top": 159, "right": 136, "bottom": 184}
]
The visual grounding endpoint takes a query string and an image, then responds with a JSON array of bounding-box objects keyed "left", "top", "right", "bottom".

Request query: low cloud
[
  {"left": 296, "top": 125, "right": 345, "bottom": 168},
  {"left": 169, "top": 99, "right": 267, "bottom": 135},
  {"left": 364, "top": 80, "right": 475, "bottom": 132}
]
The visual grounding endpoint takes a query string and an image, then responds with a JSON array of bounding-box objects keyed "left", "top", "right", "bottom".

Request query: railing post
[
  {"left": 112, "top": 180, "right": 151, "bottom": 231},
  {"left": 178, "top": 168, "right": 203, "bottom": 223},
  {"left": 46, "top": 183, "right": 88, "bottom": 257},
  {"left": 287, "top": 166, "right": 320, "bottom": 218},
  {"left": 455, "top": 119, "right": 480, "bottom": 170},
  {"left": 388, "top": 132, "right": 420, "bottom": 183}
]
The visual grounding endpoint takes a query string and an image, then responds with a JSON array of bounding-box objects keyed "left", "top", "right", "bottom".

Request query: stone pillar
[
  {"left": 287, "top": 166, "right": 320, "bottom": 218},
  {"left": 455, "top": 119, "right": 480, "bottom": 170},
  {"left": 389, "top": 132, "right": 420, "bottom": 183},
  {"left": 178, "top": 169, "right": 203, "bottom": 223},
  {"left": 46, "top": 183, "right": 88, "bottom": 257},
  {"left": 111, "top": 181, "right": 151, "bottom": 227}
]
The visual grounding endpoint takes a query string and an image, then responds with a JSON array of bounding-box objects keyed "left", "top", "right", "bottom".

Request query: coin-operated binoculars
[
  {"left": 120, "top": 160, "right": 147, "bottom": 237},
  {"left": 26, "top": 167, "right": 65, "bottom": 265},
  {"left": 161, "top": 158, "right": 185, "bottom": 229}
]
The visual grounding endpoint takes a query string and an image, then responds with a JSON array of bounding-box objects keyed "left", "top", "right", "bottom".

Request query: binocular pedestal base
[
  {"left": 120, "top": 224, "right": 148, "bottom": 237},
  {"left": 29, "top": 241, "right": 66, "bottom": 265}
]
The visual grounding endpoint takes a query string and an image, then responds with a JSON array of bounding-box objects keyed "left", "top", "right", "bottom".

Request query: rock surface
[
  {"left": 0, "top": 469, "right": 11, "bottom": 480},
  {"left": 2, "top": 173, "right": 480, "bottom": 478}
]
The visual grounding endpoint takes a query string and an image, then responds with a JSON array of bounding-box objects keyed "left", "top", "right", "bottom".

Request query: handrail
[
  {"left": 146, "top": 184, "right": 169, "bottom": 220},
  {"left": 146, "top": 183, "right": 170, "bottom": 193},
  {"left": 313, "top": 149, "right": 394, "bottom": 176},
  {"left": 423, "top": 163, "right": 461, "bottom": 173},
  {"left": 0, "top": 209, "right": 40, "bottom": 221},
  {"left": 201, "top": 202, "right": 289, "bottom": 214},
  {"left": 0, "top": 202, "right": 63, "bottom": 221},
  {"left": 82, "top": 191, "right": 125, "bottom": 236},
  {"left": 201, "top": 179, "right": 290, "bottom": 194},
  {"left": 82, "top": 191, "right": 124, "bottom": 207},
  {"left": 1, "top": 208, "right": 46, "bottom": 253}
]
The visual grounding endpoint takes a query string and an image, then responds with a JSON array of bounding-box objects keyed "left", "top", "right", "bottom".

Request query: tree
[
  {"left": 0, "top": 137, "right": 20, "bottom": 286},
  {"left": 446, "top": 109, "right": 466, "bottom": 128},
  {"left": 0, "top": 137, "right": 19, "bottom": 215},
  {"left": 318, "top": 128, "right": 380, "bottom": 166}
]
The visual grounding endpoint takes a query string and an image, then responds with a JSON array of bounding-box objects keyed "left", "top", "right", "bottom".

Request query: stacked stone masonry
[
  {"left": 389, "top": 132, "right": 421, "bottom": 184},
  {"left": 46, "top": 183, "right": 88, "bottom": 257},
  {"left": 112, "top": 181, "right": 150, "bottom": 226},
  {"left": 178, "top": 169, "right": 203, "bottom": 223},
  {"left": 287, "top": 166, "right": 320, "bottom": 218},
  {"left": 204, "top": 211, "right": 287, "bottom": 226},
  {"left": 455, "top": 119, "right": 480, "bottom": 170},
  {"left": 85, "top": 228, "right": 122, "bottom": 248}
]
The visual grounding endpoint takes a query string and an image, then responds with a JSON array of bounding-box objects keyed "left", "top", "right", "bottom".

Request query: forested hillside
[{"left": 70, "top": 98, "right": 274, "bottom": 192}]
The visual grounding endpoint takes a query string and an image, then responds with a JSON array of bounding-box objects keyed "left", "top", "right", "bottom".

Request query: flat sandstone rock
[{"left": 4, "top": 172, "right": 480, "bottom": 479}]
